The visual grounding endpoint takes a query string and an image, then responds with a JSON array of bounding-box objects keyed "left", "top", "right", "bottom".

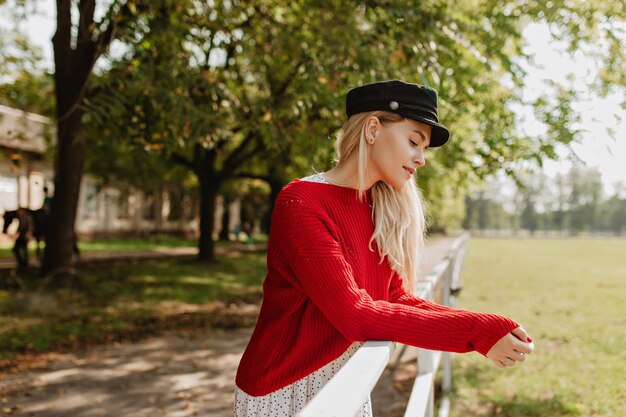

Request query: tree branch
[
  {"left": 221, "top": 130, "right": 256, "bottom": 174},
  {"left": 170, "top": 151, "right": 194, "bottom": 170},
  {"left": 204, "top": 31, "right": 216, "bottom": 69},
  {"left": 272, "top": 59, "right": 303, "bottom": 101},
  {"left": 78, "top": 0, "right": 96, "bottom": 41},
  {"left": 52, "top": 0, "right": 73, "bottom": 112},
  {"left": 233, "top": 173, "right": 271, "bottom": 182},
  {"left": 222, "top": 139, "right": 265, "bottom": 178},
  {"left": 57, "top": 0, "right": 133, "bottom": 123}
]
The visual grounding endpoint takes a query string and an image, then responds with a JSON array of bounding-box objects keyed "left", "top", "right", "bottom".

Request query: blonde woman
[{"left": 234, "top": 80, "right": 534, "bottom": 417}]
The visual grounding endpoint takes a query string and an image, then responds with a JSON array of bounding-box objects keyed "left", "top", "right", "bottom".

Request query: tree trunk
[
  {"left": 263, "top": 162, "right": 286, "bottom": 234},
  {"left": 219, "top": 194, "right": 231, "bottom": 241},
  {"left": 43, "top": 3, "right": 90, "bottom": 275},
  {"left": 197, "top": 171, "right": 219, "bottom": 261},
  {"left": 42, "top": 1, "right": 120, "bottom": 275},
  {"left": 41, "top": 110, "right": 86, "bottom": 275}
]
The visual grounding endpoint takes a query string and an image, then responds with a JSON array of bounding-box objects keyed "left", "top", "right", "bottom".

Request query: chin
[{"left": 383, "top": 178, "right": 404, "bottom": 191}]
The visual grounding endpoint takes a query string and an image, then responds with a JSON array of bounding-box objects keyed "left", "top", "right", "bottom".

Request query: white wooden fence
[{"left": 298, "top": 233, "right": 469, "bottom": 417}]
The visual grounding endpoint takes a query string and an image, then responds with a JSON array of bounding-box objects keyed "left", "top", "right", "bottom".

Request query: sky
[
  {"left": 4, "top": 2, "right": 626, "bottom": 195},
  {"left": 519, "top": 23, "right": 626, "bottom": 195}
]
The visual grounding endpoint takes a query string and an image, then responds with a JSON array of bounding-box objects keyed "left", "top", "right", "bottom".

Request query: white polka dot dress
[
  {"left": 299, "top": 172, "right": 332, "bottom": 184},
  {"left": 233, "top": 173, "right": 373, "bottom": 417},
  {"left": 234, "top": 342, "right": 372, "bottom": 417}
]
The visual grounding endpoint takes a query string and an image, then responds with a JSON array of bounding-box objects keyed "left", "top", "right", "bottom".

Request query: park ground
[{"left": 0, "top": 237, "right": 625, "bottom": 417}]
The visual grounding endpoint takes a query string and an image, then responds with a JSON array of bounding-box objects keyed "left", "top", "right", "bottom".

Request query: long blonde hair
[{"left": 320, "top": 111, "right": 427, "bottom": 292}]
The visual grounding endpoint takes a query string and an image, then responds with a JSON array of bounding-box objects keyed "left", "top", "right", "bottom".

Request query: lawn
[
  {"left": 449, "top": 238, "right": 626, "bottom": 417},
  {"left": 0, "top": 251, "right": 267, "bottom": 361},
  {"left": 0, "top": 234, "right": 269, "bottom": 258}
]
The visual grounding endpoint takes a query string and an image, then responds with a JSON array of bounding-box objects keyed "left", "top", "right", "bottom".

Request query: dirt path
[
  {"left": 1, "top": 330, "right": 252, "bottom": 417},
  {"left": 0, "top": 236, "right": 460, "bottom": 417}
]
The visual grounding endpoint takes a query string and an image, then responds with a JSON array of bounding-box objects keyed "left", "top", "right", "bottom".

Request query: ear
[{"left": 364, "top": 116, "right": 381, "bottom": 142}]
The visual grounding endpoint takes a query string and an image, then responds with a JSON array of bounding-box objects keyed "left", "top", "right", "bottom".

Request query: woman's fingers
[
  {"left": 510, "top": 350, "right": 526, "bottom": 362},
  {"left": 511, "top": 326, "right": 529, "bottom": 341},
  {"left": 487, "top": 328, "right": 535, "bottom": 369},
  {"left": 511, "top": 327, "right": 534, "bottom": 354},
  {"left": 491, "top": 358, "right": 506, "bottom": 368},
  {"left": 511, "top": 326, "right": 533, "bottom": 345},
  {"left": 498, "top": 356, "right": 515, "bottom": 367}
]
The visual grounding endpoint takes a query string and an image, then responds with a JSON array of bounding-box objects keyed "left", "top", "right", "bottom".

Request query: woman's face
[{"left": 367, "top": 117, "right": 432, "bottom": 190}]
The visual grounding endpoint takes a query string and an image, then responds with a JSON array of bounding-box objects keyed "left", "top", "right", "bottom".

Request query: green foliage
[
  {"left": 462, "top": 167, "right": 625, "bottom": 234},
  {"left": 0, "top": 1, "right": 54, "bottom": 114},
  {"left": 464, "top": 191, "right": 514, "bottom": 231},
  {"left": 3, "top": 1, "right": 626, "bottom": 229},
  {"left": 0, "top": 70, "right": 54, "bottom": 115}
]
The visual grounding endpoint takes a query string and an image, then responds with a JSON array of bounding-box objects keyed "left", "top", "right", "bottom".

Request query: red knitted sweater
[{"left": 235, "top": 179, "right": 518, "bottom": 396}]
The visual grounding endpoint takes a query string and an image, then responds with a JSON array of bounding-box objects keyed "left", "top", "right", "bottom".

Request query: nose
[{"left": 414, "top": 147, "right": 426, "bottom": 167}]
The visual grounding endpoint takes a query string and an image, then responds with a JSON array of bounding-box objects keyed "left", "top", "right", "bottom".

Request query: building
[{"left": 0, "top": 104, "right": 242, "bottom": 240}]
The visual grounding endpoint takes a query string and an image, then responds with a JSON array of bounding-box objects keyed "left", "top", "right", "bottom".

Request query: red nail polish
[{"left": 527, "top": 337, "right": 533, "bottom": 343}]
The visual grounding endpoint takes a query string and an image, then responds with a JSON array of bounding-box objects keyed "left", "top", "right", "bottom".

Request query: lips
[{"left": 403, "top": 166, "right": 415, "bottom": 175}]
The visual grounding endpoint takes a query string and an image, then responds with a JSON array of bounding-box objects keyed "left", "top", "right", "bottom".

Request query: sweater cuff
[{"left": 471, "top": 313, "right": 520, "bottom": 356}]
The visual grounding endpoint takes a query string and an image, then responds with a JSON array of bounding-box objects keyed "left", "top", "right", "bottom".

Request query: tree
[
  {"left": 462, "top": 180, "right": 513, "bottom": 232},
  {"left": 566, "top": 166, "right": 603, "bottom": 234},
  {"left": 606, "top": 196, "right": 626, "bottom": 235},
  {"left": 87, "top": 1, "right": 369, "bottom": 259},
  {"left": 0, "top": 1, "right": 54, "bottom": 115},
  {"left": 81, "top": 0, "right": 626, "bottom": 260},
  {"left": 551, "top": 173, "right": 568, "bottom": 234},
  {"left": 42, "top": 0, "right": 149, "bottom": 275},
  {"left": 520, "top": 193, "right": 539, "bottom": 234}
]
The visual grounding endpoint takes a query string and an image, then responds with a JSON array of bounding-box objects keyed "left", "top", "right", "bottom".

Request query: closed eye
[
  {"left": 411, "top": 129, "right": 430, "bottom": 148},
  {"left": 411, "top": 138, "right": 429, "bottom": 149}
]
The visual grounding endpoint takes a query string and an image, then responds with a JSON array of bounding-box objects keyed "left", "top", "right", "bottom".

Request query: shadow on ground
[{"left": 1, "top": 330, "right": 253, "bottom": 417}]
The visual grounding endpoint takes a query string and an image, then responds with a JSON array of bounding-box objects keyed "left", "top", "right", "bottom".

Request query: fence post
[
  {"left": 418, "top": 348, "right": 435, "bottom": 417},
  {"left": 439, "top": 249, "right": 455, "bottom": 417}
]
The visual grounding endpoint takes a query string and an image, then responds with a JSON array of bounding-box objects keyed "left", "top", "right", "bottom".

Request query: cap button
[{"left": 389, "top": 101, "right": 399, "bottom": 110}]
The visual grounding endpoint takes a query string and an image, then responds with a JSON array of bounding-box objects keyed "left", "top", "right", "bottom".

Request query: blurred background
[{"left": 0, "top": 1, "right": 624, "bottom": 416}]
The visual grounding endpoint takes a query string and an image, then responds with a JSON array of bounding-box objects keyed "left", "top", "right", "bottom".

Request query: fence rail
[{"left": 298, "top": 233, "right": 470, "bottom": 417}]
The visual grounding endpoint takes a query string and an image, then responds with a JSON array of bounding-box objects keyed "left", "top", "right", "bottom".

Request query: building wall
[
  {"left": 0, "top": 164, "right": 239, "bottom": 238},
  {"left": 0, "top": 106, "right": 240, "bottom": 239}
]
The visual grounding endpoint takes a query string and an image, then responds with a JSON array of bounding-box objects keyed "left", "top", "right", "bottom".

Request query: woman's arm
[
  {"left": 273, "top": 199, "right": 523, "bottom": 357},
  {"left": 386, "top": 247, "right": 534, "bottom": 365}
]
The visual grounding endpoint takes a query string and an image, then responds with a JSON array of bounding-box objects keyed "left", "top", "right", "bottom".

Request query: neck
[{"left": 324, "top": 154, "right": 378, "bottom": 190}]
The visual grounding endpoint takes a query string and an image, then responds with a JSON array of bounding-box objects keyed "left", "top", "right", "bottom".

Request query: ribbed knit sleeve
[
  {"left": 273, "top": 199, "right": 519, "bottom": 356},
  {"left": 388, "top": 269, "right": 465, "bottom": 312}
]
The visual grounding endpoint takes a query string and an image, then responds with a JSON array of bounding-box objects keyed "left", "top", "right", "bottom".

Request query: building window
[
  {"left": 142, "top": 191, "right": 156, "bottom": 220},
  {"left": 117, "top": 190, "right": 130, "bottom": 219},
  {"left": 168, "top": 189, "right": 183, "bottom": 221},
  {"left": 0, "top": 175, "right": 18, "bottom": 212},
  {"left": 83, "top": 182, "right": 98, "bottom": 219}
]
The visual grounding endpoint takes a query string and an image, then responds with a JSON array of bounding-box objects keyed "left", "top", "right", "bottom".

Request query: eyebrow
[{"left": 411, "top": 129, "right": 429, "bottom": 145}]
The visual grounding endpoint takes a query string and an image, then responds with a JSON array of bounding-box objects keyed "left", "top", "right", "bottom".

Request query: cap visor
[{"left": 401, "top": 113, "right": 450, "bottom": 147}]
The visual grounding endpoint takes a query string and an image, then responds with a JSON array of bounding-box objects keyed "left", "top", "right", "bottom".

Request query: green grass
[
  {"left": 0, "top": 234, "right": 268, "bottom": 257},
  {"left": 77, "top": 235, "right": 198, "bottom": 251},
  {"left": 0, "top": 251, "right": 267, "bottom": 360},
  {"left": 449, "top": 238, "right": 626, "bottom": 417}
]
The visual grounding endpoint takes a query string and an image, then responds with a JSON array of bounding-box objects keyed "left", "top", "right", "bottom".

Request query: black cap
[{"left": 345, "top": 80, "right": 450, "bottom": 147}]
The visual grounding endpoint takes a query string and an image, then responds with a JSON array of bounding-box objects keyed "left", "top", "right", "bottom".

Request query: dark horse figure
[
  {"left": 2, "top": 208, "right": 81, "bottom": 263},
  {"left": 2, "top": 208, "right": 47, "bottom": 258}
]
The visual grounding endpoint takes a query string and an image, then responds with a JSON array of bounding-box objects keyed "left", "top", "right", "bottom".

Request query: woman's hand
[{"left": 486, "top": 326, "right": 534, "bottom": 368}]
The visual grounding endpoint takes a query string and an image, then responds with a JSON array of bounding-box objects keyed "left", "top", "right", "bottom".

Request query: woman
[{"left": 234, "top": 80, "right": 534, "bottom": 416}]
